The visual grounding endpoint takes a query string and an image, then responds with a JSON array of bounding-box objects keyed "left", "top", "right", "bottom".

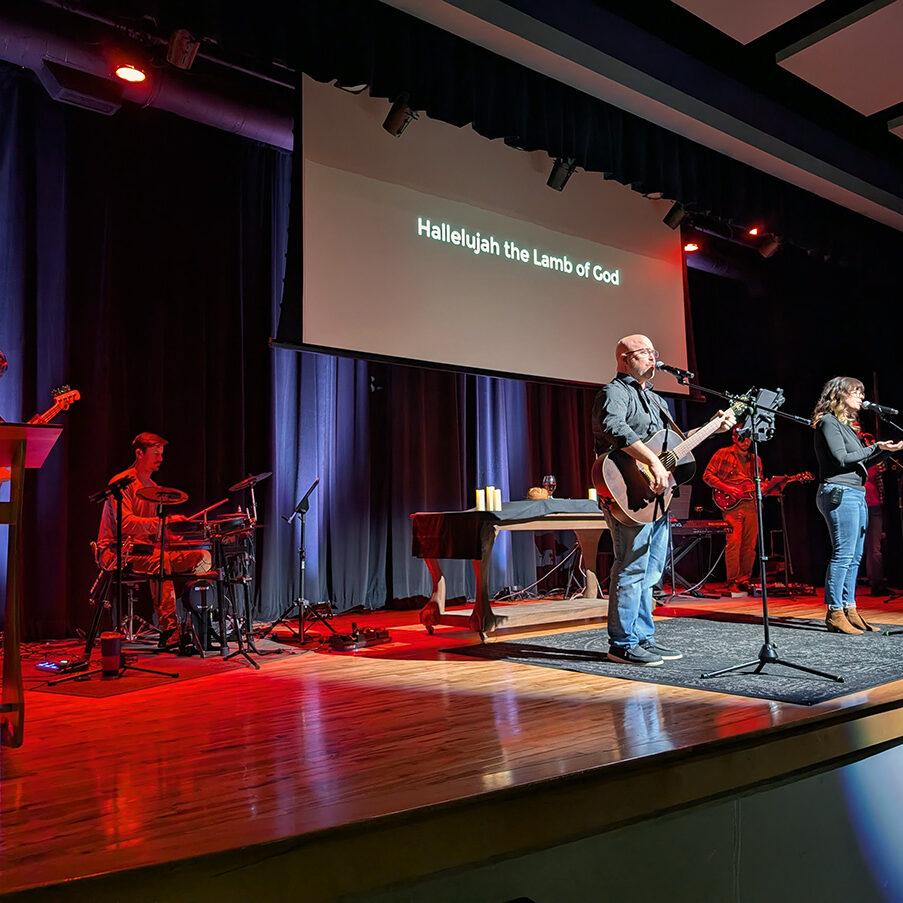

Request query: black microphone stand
[
  {"left": 259, "top": 478, "right": 338, "bottom": 643},
  {"left": 661, "top": 376, "right": 842, "bottom": 684},
  {"left": 81, "top": 476, "right": 133, "bottom": 659}
]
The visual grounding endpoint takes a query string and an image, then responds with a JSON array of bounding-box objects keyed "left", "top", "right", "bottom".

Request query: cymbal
[
  {"left": 137, "top": 486, "right": 188, "bottom": 505},
  {"left": 229, "top": 471, "right": 272, "bottom": 492}
]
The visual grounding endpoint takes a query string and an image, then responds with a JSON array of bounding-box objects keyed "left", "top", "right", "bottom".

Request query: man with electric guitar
[
  {"left": 704, "top": 427, "right": 813, "bottom": 593},
  {"left": 592, "top": 334, "right": 736, "bottom": 667}
]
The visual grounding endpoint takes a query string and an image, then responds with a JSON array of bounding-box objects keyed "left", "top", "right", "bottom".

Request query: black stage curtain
[{"left": 0, "top": 66, "right": 285, "bottom": 638}]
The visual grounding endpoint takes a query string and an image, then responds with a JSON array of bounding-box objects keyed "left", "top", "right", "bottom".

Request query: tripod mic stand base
[{"left": 701, "top": 641, "right": 844, "bottom": 682}]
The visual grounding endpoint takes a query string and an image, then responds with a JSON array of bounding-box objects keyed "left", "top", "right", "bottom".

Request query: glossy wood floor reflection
[{"left": 3, "top": 591, "right": 903, "bottom": 899}]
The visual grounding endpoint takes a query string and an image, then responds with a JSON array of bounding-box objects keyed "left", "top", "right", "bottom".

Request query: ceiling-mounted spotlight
[
  {"left": 383, "top": 93, "right": 418, "bottom": 137},
  {"left": 113, "top": 64, "right": 146, "bottom": 83},
  {"left": 546, "top": 157, "right": 577, "bottom": 191},
  {"left": 683, "top": 242, "right": 699, "bottom": 253},
  {"left": 758, "top": 235, "right": 781, "bottom": 258},
  {"left": 663, "top": 202, "right": 689, "bottom": 230}
]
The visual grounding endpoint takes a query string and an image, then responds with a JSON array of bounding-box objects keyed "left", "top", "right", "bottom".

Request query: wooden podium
[{"left": 1, "top": 423, "right": 62, "bottom": 748}]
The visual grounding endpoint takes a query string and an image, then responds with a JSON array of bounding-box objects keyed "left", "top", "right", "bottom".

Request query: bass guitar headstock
[{"left": 50, "top": 386, "right": 81, "bottom": 411}]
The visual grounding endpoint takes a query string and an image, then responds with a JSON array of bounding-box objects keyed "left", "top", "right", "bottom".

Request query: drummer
[{"left": 96, "top": 432, "right": 212, "bottom": 647}]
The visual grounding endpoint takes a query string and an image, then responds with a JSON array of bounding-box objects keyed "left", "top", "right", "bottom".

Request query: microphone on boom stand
[
  {"left": 655, "top": 361, "right": 695, "bottom": 380},
  {"left": 862, "top": 400, "right": 899, "bottom": 418}
]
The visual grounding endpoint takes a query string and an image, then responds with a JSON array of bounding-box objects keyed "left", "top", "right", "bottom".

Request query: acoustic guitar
[
  {"left": 591, "top": 398, "right": 747, "bottom": 525},
  {"left": 0, "top": 386, "right": 80, "bottom": 482},
  {"left": 712, "top": 471, "right": 814, "bottom": 512}
]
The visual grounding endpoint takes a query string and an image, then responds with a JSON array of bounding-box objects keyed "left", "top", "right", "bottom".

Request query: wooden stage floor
[{"left": 3, "top": 589, "right": 903, "bottom": 900}]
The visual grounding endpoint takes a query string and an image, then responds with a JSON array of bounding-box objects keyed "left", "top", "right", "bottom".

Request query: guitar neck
[
  {"left": 669, "top": 416, "right": 723, "bottom": 462},
  {"left": 28, "top": 405, "right": 61, "bottom": 425}
]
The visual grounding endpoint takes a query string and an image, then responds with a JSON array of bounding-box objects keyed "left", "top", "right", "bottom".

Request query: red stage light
[
  {"left": 748, "top": 227, "right": 760, "bottom": 236},
  {"left": 114, "top": 65, "right": 146, "bottom": 83},
  {"left": 684, "top": 242, "right": 699, "bottom": 252}
]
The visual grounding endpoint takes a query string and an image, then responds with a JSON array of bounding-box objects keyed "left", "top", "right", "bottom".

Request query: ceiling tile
[
  {"left": 670, "top": 0, "right": 821, "bottom": 44},
  {"left": 777, "top": 1, "right": 903, "bottom": 116}
]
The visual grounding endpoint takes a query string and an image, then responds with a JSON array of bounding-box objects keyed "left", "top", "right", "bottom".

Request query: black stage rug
[{"left": 449, "top": 615, "right": 903, "bottom": 705}]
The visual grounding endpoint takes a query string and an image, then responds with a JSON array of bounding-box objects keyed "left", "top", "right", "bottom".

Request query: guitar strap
[{"left": 647, "top": 392, "right": 687, "bottom": 441}]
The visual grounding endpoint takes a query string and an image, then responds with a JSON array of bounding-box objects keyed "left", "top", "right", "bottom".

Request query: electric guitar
[
  {"left": 712, "top": 471, "right": 814, "bottom": 512},
  {"left": 1, "top": 386, "right": 80, "bottom": 482},
  {"left": 591, "top": 398, "right": 747, "bottom": 525}
]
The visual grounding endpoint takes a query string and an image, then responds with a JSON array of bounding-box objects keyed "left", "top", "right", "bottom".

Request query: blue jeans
[
  {"left": 816, "top": 483, "right": 867, "bottom": 610},
  {"left": 604, "top": 511, "right": 669, "bottom": 648}
]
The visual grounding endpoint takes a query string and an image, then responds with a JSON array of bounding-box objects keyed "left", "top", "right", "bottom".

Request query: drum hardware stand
[
  {"left": 222, "top": 543, "right": 270, "bottom": 668},
  {"left": 259, "top": 478, "right": 335, "bottom": 644},
  {"left": 208, "top": 471, "right": 273, "bottom": 663},
  {"left": 113, "top": 486, "right": 189, "bottom": 675}
]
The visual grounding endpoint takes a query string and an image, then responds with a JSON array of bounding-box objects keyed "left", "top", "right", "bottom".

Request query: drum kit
[{"left": 87, "top": 471, "right": 274, "bottom": 669}]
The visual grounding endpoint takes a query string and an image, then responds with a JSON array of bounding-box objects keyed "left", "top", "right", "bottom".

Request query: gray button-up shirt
[{"left": 592, "top": 372, "right": 667, "bottom": 456}]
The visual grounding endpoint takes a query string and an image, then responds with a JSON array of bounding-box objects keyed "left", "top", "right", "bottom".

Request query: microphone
[
  {"left": 655, "top": 361, "right": 695, "bottom": 380},
  {"left": 862, "top": 400, "right": 899, "bottom": 417}
]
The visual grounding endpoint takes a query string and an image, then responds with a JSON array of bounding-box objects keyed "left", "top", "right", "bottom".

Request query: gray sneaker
[
  {"left": 607, "top": 644, "right": 664, "bottom": 667},
  {"left": 640, "top": 640, "right": 683, "bottom": 661}
]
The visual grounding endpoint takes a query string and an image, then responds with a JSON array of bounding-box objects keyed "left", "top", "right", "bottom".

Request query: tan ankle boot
[
  {"left": 844, "top": 608, "right": 876, "bottom": 632},
  {"left": 826, "top": 608, "right": 864, "bottom": 635}
]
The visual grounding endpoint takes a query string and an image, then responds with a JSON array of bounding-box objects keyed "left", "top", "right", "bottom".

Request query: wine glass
[{"left": 542, "top": 474, "right": 557, "bottom": 498}]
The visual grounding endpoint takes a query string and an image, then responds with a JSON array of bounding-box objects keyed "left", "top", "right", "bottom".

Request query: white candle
[
  {"left": 475, "top": 489, "right": 486, "bottom": 511},
  {"left": 493, "top": 488, "right": 502, "bottom": 511},
  {"left": 485, "top": 486, "right": 495, "bottom": 511},
  {"left": 588, "top": 488, "right": 598, "bottom": 501}
]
